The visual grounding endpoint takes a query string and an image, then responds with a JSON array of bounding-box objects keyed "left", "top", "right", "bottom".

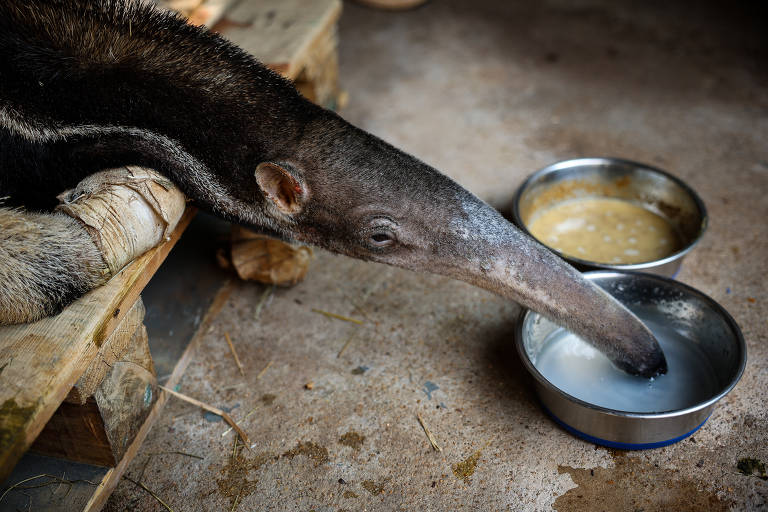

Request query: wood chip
[
  {"left": 223, "top": 332, "right": 245, "bottom": 376},
  {"left": 417, "top": 413, "right": 442, "bottom": 452},
  {"left": 159, "top": 385, "right": 251, "bottom": 447}
]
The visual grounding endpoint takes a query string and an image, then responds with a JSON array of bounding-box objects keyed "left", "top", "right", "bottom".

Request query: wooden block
[
  {"left": 30, "top": 299, "right": 158, "bottom": 467},
  {"left": 0, "top": 207, "right": 195, "bottom": 483},
  {"left": 81, "top": 283, "right": 234, "bottom": 512}
]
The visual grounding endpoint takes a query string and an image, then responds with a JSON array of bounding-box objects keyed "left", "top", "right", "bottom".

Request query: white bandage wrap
[{"left": 56, "top": 166, "right": 187, "bottom": 275}]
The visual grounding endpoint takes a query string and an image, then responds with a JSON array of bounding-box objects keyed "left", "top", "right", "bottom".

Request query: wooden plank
[
  {"left": 0, "top": 207, "right": 196, "bottom": 483},
  {"left": 91, "top": 321, "right": 157, "bottom": 464},
  {"left": 211, "top": 0, "right": 342, "bottom": 81},
  {"left": 293, "top": 21, "right": 340, "bottom": 108}
]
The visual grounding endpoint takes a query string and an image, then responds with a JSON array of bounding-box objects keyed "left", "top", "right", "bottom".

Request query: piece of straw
[
  {"left": 417, "top": 413, "right": 442, "bottom": 452},
  {"left": 224, "top": 332, "right": 245, "bottom": 376},
  {"left": 311, "top": 308, "right": 364, "bottom": 325},
  {"left": 231, "top": 486, "right": 243, "bottom": 512},
  {"left": 222, "top": 404, "right": 262, "bottom": 437},
  {"left": 0, "top": 474, "right": 97, "bottom": 503},
  {"left": 256, "top": 360, "right": 273, "bottom": 380},
  {"left": 159, "top": 385, "right": 251, "bottom": 447},
  {"left": 336, "top": 336, "right": 354, "bottom": 358},
  {"left": 334, "top": 285, "right": 372, "bottom": 321},
  {"left": 123, "top": 476, "right": 175, "bottom": 512}
]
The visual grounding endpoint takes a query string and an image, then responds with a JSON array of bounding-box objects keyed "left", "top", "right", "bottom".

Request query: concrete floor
[{"left": 105, "top": 0, "right": 768, "bottom": 510}]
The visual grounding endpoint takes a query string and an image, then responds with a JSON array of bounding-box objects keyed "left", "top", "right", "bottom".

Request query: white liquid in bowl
[{"left": 534, "top": 319, "right": 719, "bottom": 413}]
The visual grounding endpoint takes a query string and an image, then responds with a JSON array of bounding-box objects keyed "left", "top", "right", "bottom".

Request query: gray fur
[{"left": 0, "top": 207, "right": 109, "bottom": 325}]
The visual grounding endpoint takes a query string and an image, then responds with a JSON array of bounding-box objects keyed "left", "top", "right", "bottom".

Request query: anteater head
[{"left": 245, "top": 109, "right": 666, "bottom": 378}]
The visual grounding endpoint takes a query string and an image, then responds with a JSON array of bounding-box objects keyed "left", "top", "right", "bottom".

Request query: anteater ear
[{"left": 255, "top": 162, "right": 307, "bottom": 215}]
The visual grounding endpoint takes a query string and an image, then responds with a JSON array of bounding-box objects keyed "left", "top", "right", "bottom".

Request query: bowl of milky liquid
[
  {"left": 512, "top": 158, "right": 707, "bottom": 277},
  {"left": 515, "top": 271, "right": 746, "bottom": 449}
]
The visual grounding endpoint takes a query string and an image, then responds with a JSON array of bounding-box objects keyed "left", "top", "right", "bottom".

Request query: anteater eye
[{"left": 369, "top": 231, "right": 395, "bottom": 248}]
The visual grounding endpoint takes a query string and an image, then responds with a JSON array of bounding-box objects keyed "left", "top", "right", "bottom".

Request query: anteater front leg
[
  {"left": 0, "top": 166, "right": 186, "bottom": 326},
  {"left": 0, "top": 207, "right": 109, "bottom": 325}
]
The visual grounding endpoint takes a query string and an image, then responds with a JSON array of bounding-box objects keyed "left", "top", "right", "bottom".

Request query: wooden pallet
[{"left": 0, "top": 207, "right": 196, "bottom": 485}]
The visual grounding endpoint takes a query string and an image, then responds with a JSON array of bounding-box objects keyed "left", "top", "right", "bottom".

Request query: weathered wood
[
  {"left": 293, "top": 20, "right": 340, "bottom": 108},
  {"left": 30, "top": 298, "right": 152, "bottom": 466},
  {"left": 65, "top": 299, "right": 146, "bottom": 405},
  {"left": 0, "top": 207, "right": 195, "bottom": 483},
  {"left": 212, "top": 0, "right": 342, "bottom": 82},
  {"left": 93, "top": 320, "right": 157, "bottom": 464},
  {"left": 155, "top": 0, "right": 233, "bottom": 27},
  {"left": 28, "top": 398, "right": 116, "bottom": 467}
]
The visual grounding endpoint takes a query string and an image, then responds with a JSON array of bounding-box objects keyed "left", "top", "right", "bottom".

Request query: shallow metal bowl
[
  {"left": 515, "top": 271, "right": 746, "bottom": 449},
  {"left": 512, "top": 158, "right": 707, "bottom": 277}
]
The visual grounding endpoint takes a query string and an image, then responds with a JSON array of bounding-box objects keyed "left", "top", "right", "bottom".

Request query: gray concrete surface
[{"left": 105, "top": 0, "right": 768, "bottom": 510}]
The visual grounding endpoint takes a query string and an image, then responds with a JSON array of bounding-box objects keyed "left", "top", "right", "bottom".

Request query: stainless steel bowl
[
  {"left": 515, "top": 271, "right": 746, "bottom": 449},
  {"left": 512, "top": 158, "right": 707, "bottom": 277}
]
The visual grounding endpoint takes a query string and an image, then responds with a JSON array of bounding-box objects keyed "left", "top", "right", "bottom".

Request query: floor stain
[
  {"left": 282, "top": 441, "right": 330, "bottom": 467},
  {"left": 422, "top": 381, "right": 439, "bottom": 400},
  {"left": 339, "top": 431, "right": 365, "bottom": 450},
  {"left": 452, "top": 449, "right": 483, "bottom": 482},
  {"left": 737, "top": 457, "right": 767, "bottom": 480},
  {"left": 555, "top": 454, "right": 732, "bottom": 512},
  {"left": 361, "top": 479, "right": 385, "bottom": 495},
  {"left": 216, "top": 448, "right": 274, "bottom": 508}
]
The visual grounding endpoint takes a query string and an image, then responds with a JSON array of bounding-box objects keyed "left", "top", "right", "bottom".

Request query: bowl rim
[
  {"left": 514, "top": 270, "right": 747, "bottom": 419},
  {"left": 511, "top": 157, "right": 709, "bottom": 271}
]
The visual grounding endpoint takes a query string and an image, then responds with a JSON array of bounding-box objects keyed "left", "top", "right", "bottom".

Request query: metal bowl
[
  {"left": 512, "top": 158, "right": 707, "bottom": 277},
  {"left": 515, "top": 271, "right": 746, "bottom": 449}
]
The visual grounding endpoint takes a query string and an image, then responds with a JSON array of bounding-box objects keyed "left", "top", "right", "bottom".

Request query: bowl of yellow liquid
[{"left": 512, "top": 158, "right": 707, "bottom": 277}]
